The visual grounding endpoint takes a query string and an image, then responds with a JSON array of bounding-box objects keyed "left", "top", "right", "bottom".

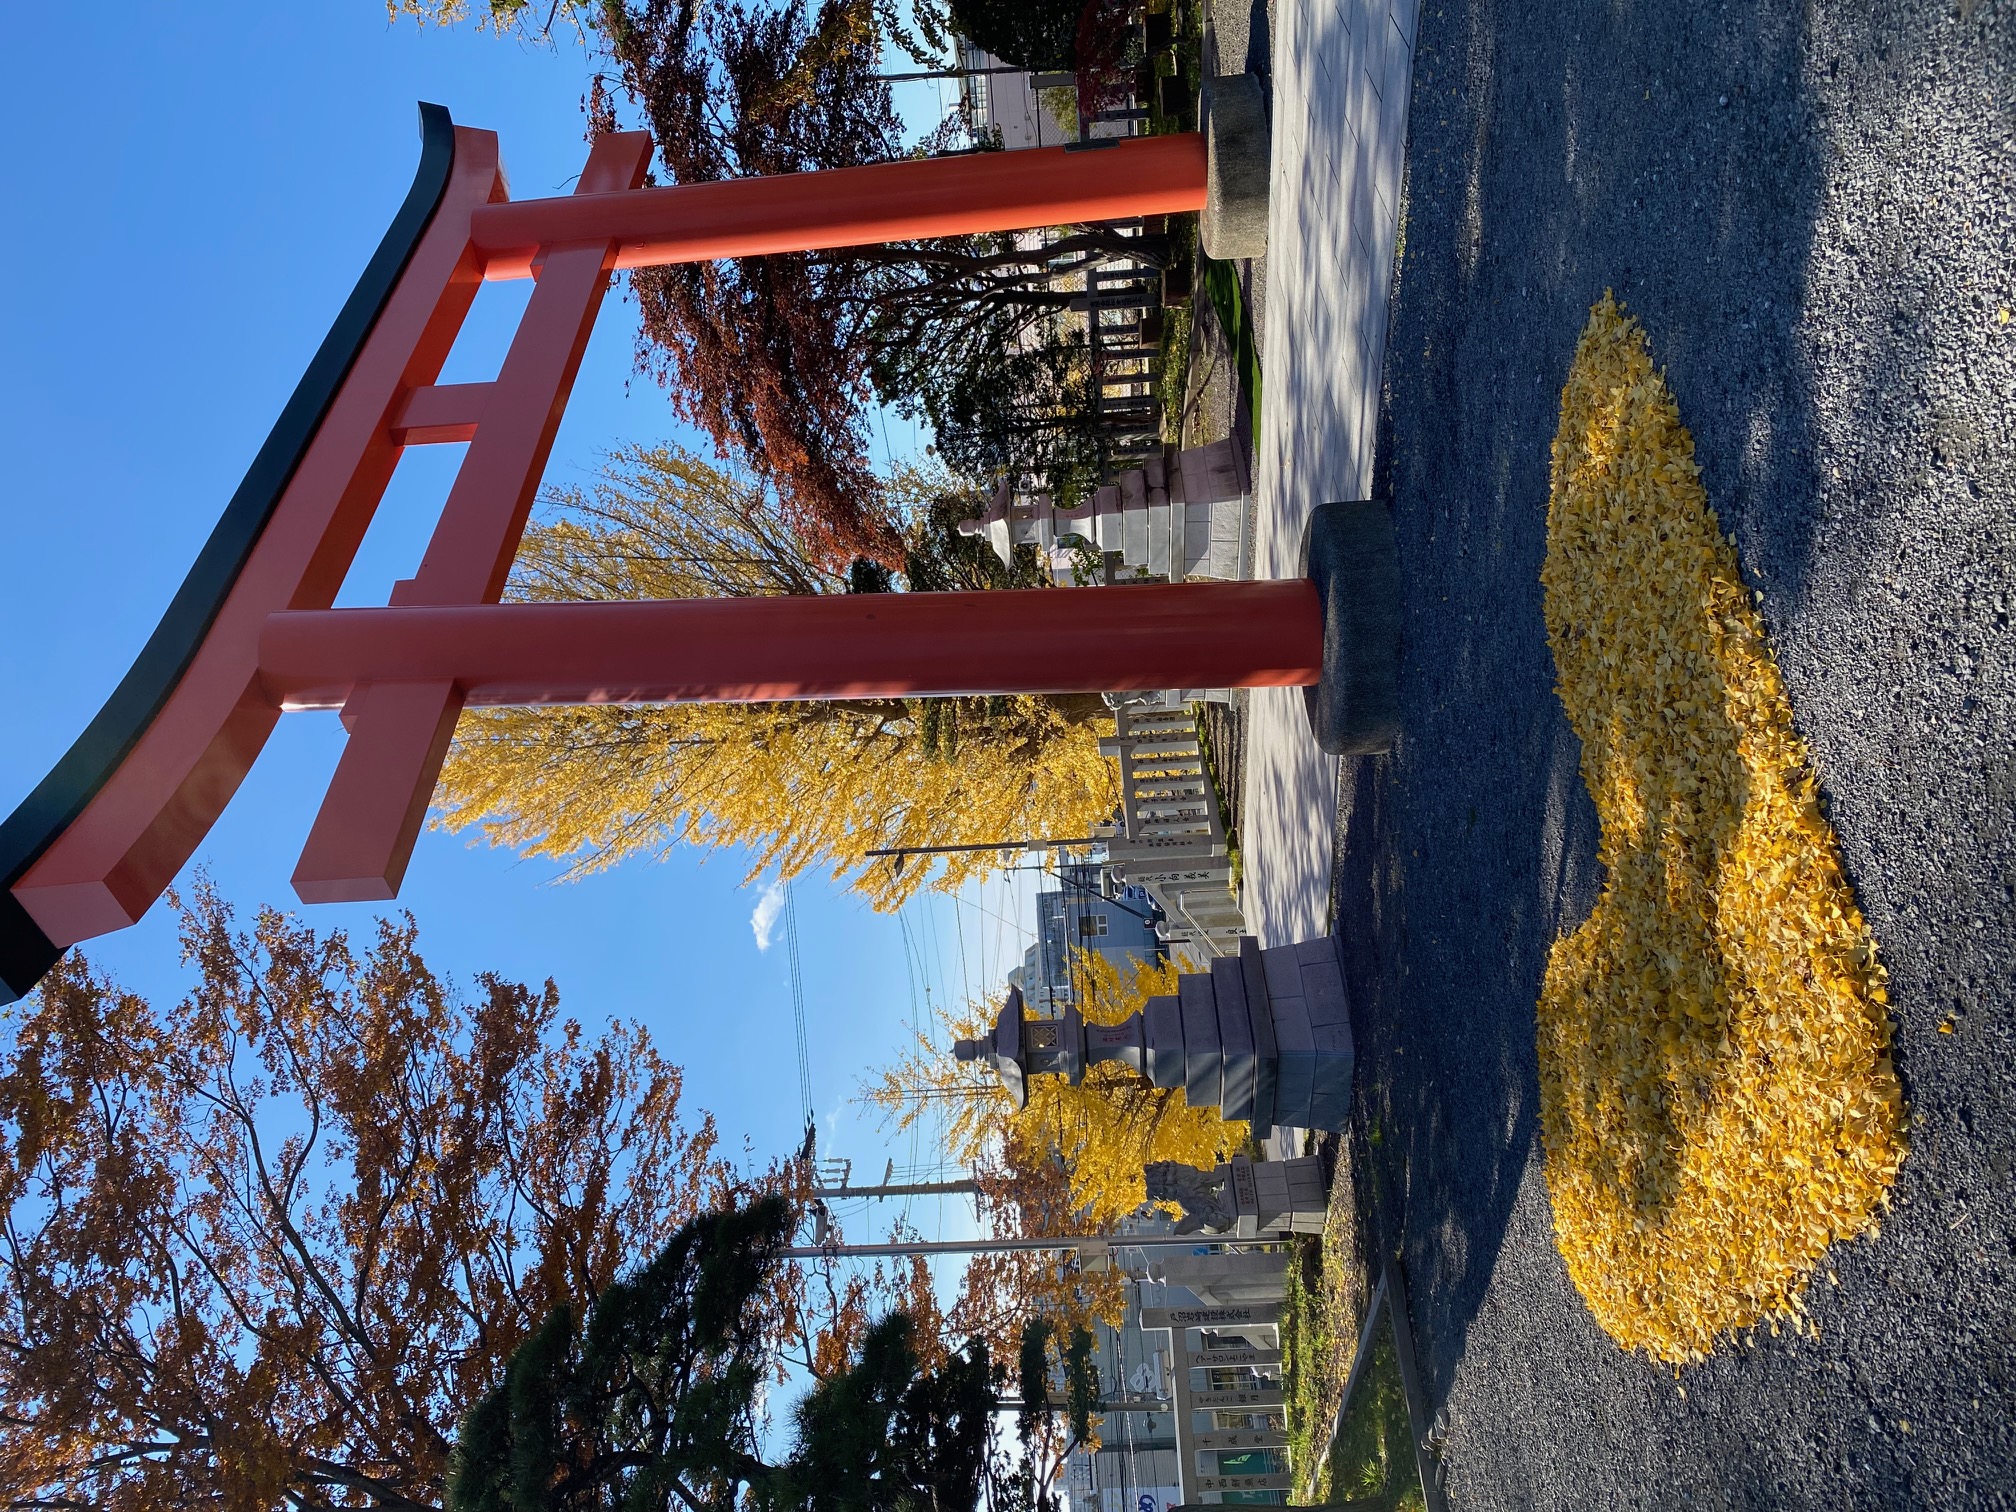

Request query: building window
[{"left": 1077, "top": 914, "right": 1109, "bottom": 938}]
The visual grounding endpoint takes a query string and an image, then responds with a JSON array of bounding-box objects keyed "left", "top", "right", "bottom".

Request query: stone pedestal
[
  {"left": 1146, "top": 1153, "right": 1330, "bottom": 1237},
  {"left": 954, "top": 933, "right": 1354, "bottom": 1131}
]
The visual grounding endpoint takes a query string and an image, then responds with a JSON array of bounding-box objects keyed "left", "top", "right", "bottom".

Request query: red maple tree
[{"left": 594, "top": 0, "right": 1167, "bottom": 565}]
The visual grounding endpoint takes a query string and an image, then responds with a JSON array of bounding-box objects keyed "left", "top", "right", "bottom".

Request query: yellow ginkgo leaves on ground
[{"left": 1536, "top": 295, "right": 1907, "bottom": 1363}]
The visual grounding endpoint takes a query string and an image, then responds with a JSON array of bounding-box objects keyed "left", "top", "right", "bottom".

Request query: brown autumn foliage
[
  {"left": 949, "top": 1138, "right": 1126, "bottom": 1372},
  {"left": 593, "top": 0, "right": 1167, "bottom": 566},
  {"left": 799, "top": 1222, "right": 955, "bottom": 1383},
  {"left": 0, "top": 886, "right": 774, "bottom": 1511},
  {"left": 599, "top": 0, "right": 906, "bottom": 568}
]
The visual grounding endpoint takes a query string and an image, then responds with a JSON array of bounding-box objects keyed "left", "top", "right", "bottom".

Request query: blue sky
[{"left": 0, "top": 6, "right": 1027, "bottom": 1252}]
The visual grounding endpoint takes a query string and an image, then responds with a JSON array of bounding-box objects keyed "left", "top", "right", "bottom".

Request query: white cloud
[{"left": 750, "top": 879, "right": 788, "bottom": 952}]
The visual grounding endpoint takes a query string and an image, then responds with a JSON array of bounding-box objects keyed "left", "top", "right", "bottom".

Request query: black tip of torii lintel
[{"left": 0, "top": 104, "right": 460, "bottom": 1006}]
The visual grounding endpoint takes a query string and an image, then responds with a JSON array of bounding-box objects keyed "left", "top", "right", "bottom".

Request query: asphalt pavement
[{"left": 1322, "top": 1, "right": 2016, "bottom": 1505}]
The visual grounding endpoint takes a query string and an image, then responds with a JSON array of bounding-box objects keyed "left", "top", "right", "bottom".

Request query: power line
[
  {"left": 783, "top": 882, "right": 812, "bottom": 1130},
  {"left": 953, "top": 896, "right": 972, "bottom": 1015},
  {"left": 780, "top": 1233, "right": 1291, "bottom": 1260},
  {"left": 952, "top": 889, "right": 1038, "bottom": 940},
  {"left": 875, "top": 63, "right": 1031, "bottom": 82},
  {"left": 1046, "top": 853, "right": 1160, "bottom": 925},
  {"left": 898, "top": 908, "right": 925, "bottom": 1032},
  {"left": 813, "top": 1177, "right": 978, "bottom": 1199}
]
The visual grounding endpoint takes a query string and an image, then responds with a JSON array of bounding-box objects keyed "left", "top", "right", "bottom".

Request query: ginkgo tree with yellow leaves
[
  {"left": 869, "top": 947, "right": 1248, "bottom": 1358},
  {"left": 870, "top": 948, "right": 1245, "bottom": 1226},
  {"left": 433, "top": 445, "right": 1121, "bottom": 908}
]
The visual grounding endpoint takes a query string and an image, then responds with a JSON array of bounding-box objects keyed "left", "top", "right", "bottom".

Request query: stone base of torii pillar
[{"left": 954, "top": 934, "right": 1353, "bottom": 1132}]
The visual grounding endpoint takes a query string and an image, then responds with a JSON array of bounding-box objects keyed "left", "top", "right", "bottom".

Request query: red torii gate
[{"left": 0, "top": 105, "right": 1397, "bottom": 1003}]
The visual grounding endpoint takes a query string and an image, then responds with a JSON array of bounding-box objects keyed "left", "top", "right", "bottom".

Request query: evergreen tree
[
  {"left": 447, "top": 1199, "right": 793, "bottom": 1512},
  {"left": 1016, "top": 1319, "right": 1055, "bottom": 1451},
  {"left": 945, "top": 0, "right": 1082, "bottom": 70},
  {"left": 1063, "top": 1326, "right": 1100, "bottom": 1449},
  {"left": 764, "top": 1315, "right": 996, "bottom": 1512},
  {"left": 453, "top": 1202, "right": 1054, "bottom": 1512}
]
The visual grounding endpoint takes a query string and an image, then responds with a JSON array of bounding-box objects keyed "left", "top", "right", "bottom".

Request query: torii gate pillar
[{"left": 0, "top": 107, "right": 1398, "bottom": 1003}]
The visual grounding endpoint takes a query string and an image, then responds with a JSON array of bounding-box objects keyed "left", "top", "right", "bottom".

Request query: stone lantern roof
[
  {"left": 953, "top": 986, "right": 1089, "bottom": 1109},
  {"left": 953, "top": 984, "right": 1028, "bottom": 1108},
  {"left": 956, "top": 936, "right": 1357, "bottom": 1132}
]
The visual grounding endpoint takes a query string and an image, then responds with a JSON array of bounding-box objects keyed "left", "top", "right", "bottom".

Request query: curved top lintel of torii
[{"left": 0, "top": 103, "right": 465, "bottom": 1005}]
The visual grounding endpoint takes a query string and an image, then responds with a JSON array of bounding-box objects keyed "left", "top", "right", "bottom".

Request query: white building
[
  {"left": 1006, "top": 862, "right": 1164, "bottom": 1014},
  {"left": 1063, "top": 1223, "right": 1291, "bottom": 1511},
  {"left": 955, "top": 42, "right": 1132, "bottom": 150},
  {"left": 957, "top": 41, "right": 1064, "bottom": 149}
]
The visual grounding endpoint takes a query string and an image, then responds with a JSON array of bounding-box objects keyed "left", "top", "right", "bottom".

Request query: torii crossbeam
[{"left": 0, "top": 105, "right": 1398, "bottom": 1003}]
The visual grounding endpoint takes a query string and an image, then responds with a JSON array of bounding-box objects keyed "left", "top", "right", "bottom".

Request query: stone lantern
[{"left": 955, "top": 936, "right": 1354, "bottom": 1130}]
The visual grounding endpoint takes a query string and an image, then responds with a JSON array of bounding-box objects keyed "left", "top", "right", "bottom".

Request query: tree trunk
[{"left": 1044, "top": 692, "right": 1115, "bottom": 725}]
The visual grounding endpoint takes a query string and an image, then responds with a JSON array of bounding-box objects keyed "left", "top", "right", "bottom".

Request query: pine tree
[
  {"left": 1062, "top": 1325, "right": 1100, "bottom": 1449},
  {"left": 452, "top": 1203, "right": 1018, "bottom": 1512},
  {"left": 448, "top": 1199, "right": 794, "bottom": 1512},
  {"left": 764, "top": 1315, "right": 997, "bottom": 1512},
  {"left": 945, "top": 0, "right": 1082, "bottom": 71}
]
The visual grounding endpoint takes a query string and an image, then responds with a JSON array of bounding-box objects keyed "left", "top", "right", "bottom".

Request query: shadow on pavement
[
  {"left": 1334, "top": 0, "right": 2016, "bottom": 1503},
  {"left": 1319, "top": 0, "right": 1899, "bottom": 1501}
]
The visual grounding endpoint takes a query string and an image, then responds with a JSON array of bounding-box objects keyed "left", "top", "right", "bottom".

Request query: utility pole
[
  {"left": 865, "top": 835, "right": 1104, "bottom": 859},
  {"left": 779, "top": 1234, "right": 1285, "bottom": 1261},
  {"left": 998, "top": 1395, "right": 1172, "bottom": 1414},
  {"left": 876, "top": 64, "right": 1032, "bottom": 82},
  {"left": 814, "top": 1178, "right": 978, "bottom": 1200},
  {"left": 811, "top": 1157, "right": 977, "bottom": 1201},
  {"left": 783, "top": 1235, "right": 1099, "bottom": 1261},
  {"left": 808, "top": 1161, "right": 982, "bottom": 1244}
]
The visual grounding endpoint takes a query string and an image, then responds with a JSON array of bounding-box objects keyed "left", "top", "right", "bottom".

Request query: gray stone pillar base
[
  {"left": 1200, "top": 73, "right": 1271, "bottom": 261},
  {"left": 1301, "top": 500, "right": 1402, "bottom": 755}
]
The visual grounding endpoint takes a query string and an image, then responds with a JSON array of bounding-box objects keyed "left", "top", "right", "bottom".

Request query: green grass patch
[
  {"left": 1202, "top": 258, "right": 1263, "bottom": 455},
  {"left": 1157, "top": 289, "right": 1193, "bottom": 443},
  {"left": 1325, "top": 1321, "right": 1426, "bottom": 1511},
  {"left": 1281, "top": 1232, "right": 1426, "bottom": 1510},
  {"left": 1280, "top": 1237, "right": 1328, "bottom": 1489}
]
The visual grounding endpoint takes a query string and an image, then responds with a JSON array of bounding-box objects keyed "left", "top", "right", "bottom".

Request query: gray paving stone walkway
[{"left": 1240, "top": 0, "right": 1421, "bottom": 945}]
